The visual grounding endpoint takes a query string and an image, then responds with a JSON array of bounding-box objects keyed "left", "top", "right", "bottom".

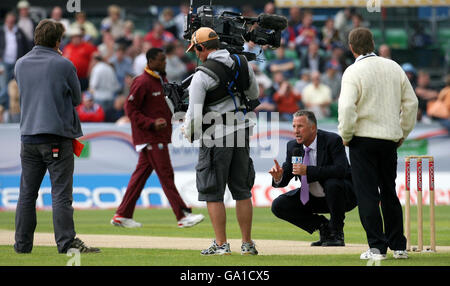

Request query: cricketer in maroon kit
[{"left": 111, "top": 48, "right": 204, "bottom": 228}]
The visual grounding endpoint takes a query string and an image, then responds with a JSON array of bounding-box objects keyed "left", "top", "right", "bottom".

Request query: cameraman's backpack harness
[{"left": 196, "top": 54, "right": 250, "bottom": 114}]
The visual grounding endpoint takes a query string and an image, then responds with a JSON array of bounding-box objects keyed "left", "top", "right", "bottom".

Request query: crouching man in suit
[{"left": 270, "top": 110, "right": 357, "bottom": 246}]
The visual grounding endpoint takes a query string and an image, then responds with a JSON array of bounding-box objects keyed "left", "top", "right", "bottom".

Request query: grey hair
[{"left": 293, "top": 110, "right": 317, "bottom": 126}]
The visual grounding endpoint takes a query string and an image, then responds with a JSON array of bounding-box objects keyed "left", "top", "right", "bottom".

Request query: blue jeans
[
  {"left": 0, "top": 62, "right": 16, "bottom": 108},
  {"left": 438, "top": 118, "right": 450, "bottom": 133}
]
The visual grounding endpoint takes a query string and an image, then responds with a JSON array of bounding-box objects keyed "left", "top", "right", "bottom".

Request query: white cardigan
[{"left": 338, "top": 55, "right": 418, "bottom": 143}]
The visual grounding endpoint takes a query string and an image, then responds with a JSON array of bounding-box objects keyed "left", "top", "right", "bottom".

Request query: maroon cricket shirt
[{"left": 125, "top": 69, "right": 172, "bottom": 145}]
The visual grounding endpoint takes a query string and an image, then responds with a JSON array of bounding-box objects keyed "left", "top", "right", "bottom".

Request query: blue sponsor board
[
  {"left": 2, "top": 122, "right": 449, "bottom": 208},
  {"left": 0, "top": 174, "right": 167, "bottom": 209}
]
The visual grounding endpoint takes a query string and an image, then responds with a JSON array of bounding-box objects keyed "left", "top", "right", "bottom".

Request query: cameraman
[{"left": 182, "top": 27, "right": 260, "bottom": 255}]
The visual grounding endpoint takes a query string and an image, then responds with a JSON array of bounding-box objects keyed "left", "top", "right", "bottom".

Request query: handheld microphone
[
  {"left": 257, "top": 14, "right": 288, "bottom": 30},
  {"left": 292, "top": 147, "right": 303, "bottom": 181}
]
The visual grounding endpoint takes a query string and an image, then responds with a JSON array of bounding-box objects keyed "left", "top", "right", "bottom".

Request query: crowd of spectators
[{"left": 0, "top": 1, "right": 448, "bottom": 130}]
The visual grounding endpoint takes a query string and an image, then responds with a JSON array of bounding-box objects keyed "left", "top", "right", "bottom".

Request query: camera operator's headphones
[
  {"left": 186, "top": 27, "right": 219, "bottom": 53},
  {"left": 194, "top": 32, "right": 204, "bottom": 52}
]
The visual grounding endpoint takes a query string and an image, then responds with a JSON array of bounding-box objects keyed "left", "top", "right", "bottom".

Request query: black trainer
[
  {"left": 311, "top": 221, "right": 331, "bottom": 247},
  {"left": 67, "top": 237, "right": 101, "bottom": 253},
  {"left": 322, "top": 228, "right": 345, "bottom": 247}
]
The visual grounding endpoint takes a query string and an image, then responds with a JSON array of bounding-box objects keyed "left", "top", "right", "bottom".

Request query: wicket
[{"left": 405, "top": 155, "right": 436, "bottom": 252}]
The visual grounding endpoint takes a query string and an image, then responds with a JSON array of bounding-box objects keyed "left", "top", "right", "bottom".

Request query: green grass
[
  {"left": 1, "top": 206, "right": 449, "bottom": 245},
  {"left": 1, "top": 206, "right": 450, "bottom": 266},
  {"left": 2, "top": 246, "right": 450, "bottom": 266}
]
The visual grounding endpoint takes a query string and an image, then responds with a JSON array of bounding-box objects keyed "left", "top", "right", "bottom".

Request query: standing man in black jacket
[
  {"left": 0, "top": 12, "right": 31, "bottom": 108},
  {"left": 270, "top": 110, "right": 356, "bottom": 246}
]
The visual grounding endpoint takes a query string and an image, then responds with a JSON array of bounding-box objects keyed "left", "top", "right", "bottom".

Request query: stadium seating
[
  {"left": 371, "top": 28, "right": 383, "bottom": 48},
  {"left": 385, "top": 28, "right": 409, "bottom": 49},
  {"left": 284, "top": 49, "right": 301, "bottom": 73},
  {"left": 284, "top": 49, "right": 298, "bottom": 60},
  {"left": 437, "top": 28, "right": 450, "bottom": 54}
]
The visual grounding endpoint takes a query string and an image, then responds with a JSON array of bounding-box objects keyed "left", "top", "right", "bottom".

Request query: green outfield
[
  {"left": 0, "top": 206, "right": 449, "bottom": 266},
  {"left": 2, "top": 246, "right": 450, "bottom": 266}
]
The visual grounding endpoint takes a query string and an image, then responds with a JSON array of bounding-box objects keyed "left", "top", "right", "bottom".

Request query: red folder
[{"left": 72, "top": 139, "right": 85, "bottom": 157}]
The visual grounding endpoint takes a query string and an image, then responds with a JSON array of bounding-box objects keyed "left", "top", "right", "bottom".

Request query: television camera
[{"left": 164, "top": 1, "right": 287, "bottom": 113}]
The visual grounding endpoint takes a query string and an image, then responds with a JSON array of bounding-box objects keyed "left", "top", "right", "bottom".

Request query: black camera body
[
  {"left": 164, "top": 74, "right": 192, "bottom": 114},
  {"left": 184, "top": 4, "right": 287, "bottom": 61},
  {"left": 164, "top": 2, "right": 287, "bottom": 113}
]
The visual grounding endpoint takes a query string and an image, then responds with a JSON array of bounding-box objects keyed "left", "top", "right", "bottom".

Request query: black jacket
[
  {"left": 273, "top": 129, "right": 353, "bottom": 194},
  {"left": 299, "top": 52, "right": 327, "bottom": 74},
  {"left": 0, "top": 26, "right": 32, "bottom": 63}
]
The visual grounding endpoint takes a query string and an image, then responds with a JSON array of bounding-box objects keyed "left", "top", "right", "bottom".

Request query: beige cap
[
  {"left": 17, "top": 1, "right": 30, "bottom": 9},
  {"left": 186, "top": 27, "right": 219, "bottom": 53},
  {"left": 68, "top": 26, "right": 83, "bottom": 37}
]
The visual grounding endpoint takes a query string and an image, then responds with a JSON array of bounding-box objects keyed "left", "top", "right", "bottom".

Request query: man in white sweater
[{"left": 338, "top": 28, "right": 418, "bottom": 261}]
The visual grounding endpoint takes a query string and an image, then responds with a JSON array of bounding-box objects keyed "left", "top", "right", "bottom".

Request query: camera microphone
[
  {"left": 292, "top": 147, "right": 303, "bottom": 181},
  {"left": 257, "top": 14, "right": 288, "bottom": 30}
]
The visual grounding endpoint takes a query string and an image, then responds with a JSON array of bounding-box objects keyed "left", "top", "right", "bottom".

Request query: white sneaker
[
  {"left": 178, "top": 212, "right": 204, "bottom": 228},
  {"left": 393, "top": 250, "right": 409, "bottom": 259},
  {"left": 201, "top": 240, "right": 231, "bottom": 255},
  {"left": 110, "top": 215, "right": 142, "bottom": 228},
  {"left": 360, "top": 248, "right": 387, "bottom": 260},
  {"left": 241, "top": 240, "right": 258, "bottom": 255}
]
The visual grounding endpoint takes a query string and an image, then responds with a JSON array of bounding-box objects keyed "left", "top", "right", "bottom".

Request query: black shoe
[
  {"left": 67, "top": 237, "right": 101, "bottom": 253},
  {"left": 311, "top": 221, "right": 331, "bottom": 247},
  {"left": 322, "top": 229, "right": 345, "bottom": 247},
  {"left": 14, "top": 249, "right": 31, "bottom": 254},
  {"left": 14, "top": 244, "right": 32, "bottom": 254}
]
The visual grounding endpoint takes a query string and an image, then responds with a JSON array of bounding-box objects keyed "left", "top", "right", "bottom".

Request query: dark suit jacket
[
  {"left": 0, "top": 26, "right": 32, "bottom": 62},
  {"left": 273, "top": 129, "right": 354, "bottom": 198},
  {"left": 299, "top": 53, "right": 327, "bottom": 74}
]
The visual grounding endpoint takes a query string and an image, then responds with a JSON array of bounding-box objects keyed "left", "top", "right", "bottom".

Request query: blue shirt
[{"left": 109, "top": 55, "right": 134, "bottom": 90}]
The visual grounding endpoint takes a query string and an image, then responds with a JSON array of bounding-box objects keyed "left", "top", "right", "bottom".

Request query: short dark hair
[
  {"left": 146, "top": 47, "right": 164, "bottom": 62},
  {"left": 202, "top": 38, "right": 220, "bottom": 50},
  {"left": 352, "top": 13, "right": 363, "bottom": 21},
  {"left": 55, "top": 21, "right": 65, "bottom": 39},
  {"left": 5, "top": 11, "right": 17, "bottom": 20},
  {"left": 34, "top": 19, "right": 64, "bottom": 48},
  {"left": 348, "top": 27, "right": 375, "bottom": 55},
  {"left": 165, "top": 43, "right": 176, "bottom": 55},
  {"left": 294, "top": 110, "right": 317, "bottom": 126},
  {"left": 116, "top": 44, "right": 127, "bottom": 52}
]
